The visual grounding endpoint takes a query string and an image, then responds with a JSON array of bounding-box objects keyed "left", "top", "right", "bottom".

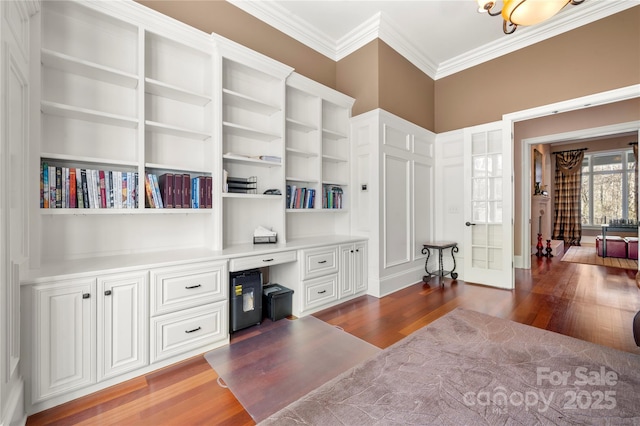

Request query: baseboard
[
  {"left": 2, "top": 378, "right": 25, "bottom": 426},
  {"left": 377, "top": 265, "right": 426, "bottom": 298}
]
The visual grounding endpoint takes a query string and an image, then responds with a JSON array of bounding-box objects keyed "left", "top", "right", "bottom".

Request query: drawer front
[
  {"left": 302, "top": 274, "right": 338, "bottom": 312},
  {"left": 150, "top": 301, "right": 227, "bottom": 363},
  {"left": 302, "top": 246, "right": 338, "bottom": 280},
  {"left": 151, "top": 261, "right": 227, "bottom": 316},
  {"left": 229, "top": 250, "right": 296, "bottom": 272}
]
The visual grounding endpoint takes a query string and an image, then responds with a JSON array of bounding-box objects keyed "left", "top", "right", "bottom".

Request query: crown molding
[
  {"left": 228, "top": 0, "right": 337, "bottom": 59},
  {"left": 227, "top": 0, "right": 638, "bottom": 81},
  {"left": 435, "top": 1, "right": 638, "bottom": 79},
  {"left": 335, "top": 12, "right": 381, "bottom": 60}
]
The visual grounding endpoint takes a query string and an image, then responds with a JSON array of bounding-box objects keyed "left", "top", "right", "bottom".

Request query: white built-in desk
[{"left": 20, "top": 235, "right": 368, "bottom": 414}]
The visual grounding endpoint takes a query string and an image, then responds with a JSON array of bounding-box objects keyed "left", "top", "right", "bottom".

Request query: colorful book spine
[
  {"left": 55, "top": 167, "right": 62, "bottom": 208},
  {"left": 42, "top": 162, "right": 49, "bottom": 208},
  {"left": 144, "top": 174, "right": 155, "bottom": 208},
  {"left": 151, "top": 173, "right": 163, "bottom": 208},
  {"left": 81, "top": 169, "right": 89, "bottom": 208},
  {"left": 69, "top": 168, "right": 77, "bottom": 208}
]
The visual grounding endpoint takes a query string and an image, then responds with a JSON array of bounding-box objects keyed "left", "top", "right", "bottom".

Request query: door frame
[{"left": 503, "top": 84, "right": 640, "bottom": 270}]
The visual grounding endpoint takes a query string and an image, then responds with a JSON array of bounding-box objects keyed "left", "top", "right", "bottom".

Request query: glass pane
[
  {"left": 488, "top": 201, "right": 502, "bottom": 223},
  {"left": 472, "top": 156, "right": 487, "bottom": 177},
  {"left": 488, "top": 248, "right": 502, "bottom": 270},
  {"left": 472, "top": 224, "right": 487, "bottom": 246},
  {"left": 581, "top": 174, "right": 590, "bottom": 225},
  {"left": 487, "top": 224, "right": 502, "bottom": 246},
  {"left": 488, "top": 177, "right": 502, "bottom": 200},
  {"left": 472, "top": 178, "right": 487, "bottom": 201},
  {"left": 629, "top": 171, "right": 637, "bottom": 222},
  {"left": 487, "top": 130, "right": 501, "bottom": 153},
  {"left": 488, "top": 154, "right": 502, "bottom": 177},
  {"left": 582, "top": 157, "right": 589, "bottom": 174},
  {"left": 472, "top": 247, "right": 486, "bottom": 268},
  {"left": 472, "top": 134, "right": 486, "bottom": 155},
  {"left": 627, "top": 151, "right": 636, "bottom": 168},
  {"left": 593, "top": 153, "right": 623, "bottom": 172},
  {"left": 472, "top": 201, "right": 487, "bottom": 223},
  {"left": 593, "top": 173, "right": 622, "bottom": 222}
]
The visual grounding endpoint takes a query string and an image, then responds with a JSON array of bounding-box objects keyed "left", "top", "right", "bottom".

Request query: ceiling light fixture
[{"left": 477, "top": 0, "right": 584, "bottom": 34}]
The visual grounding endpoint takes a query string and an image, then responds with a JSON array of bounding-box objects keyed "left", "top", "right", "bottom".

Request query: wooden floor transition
[
  {"left": 562, "top": 243, "right": 638, "bottom": 270},
  {"left": 26, "top": 254, "right": 640, "bottom": 426}
]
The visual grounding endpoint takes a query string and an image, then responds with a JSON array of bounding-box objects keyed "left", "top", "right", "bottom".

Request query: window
[{"left": 580, "top": 150, "right": 636, "bottom": 226}]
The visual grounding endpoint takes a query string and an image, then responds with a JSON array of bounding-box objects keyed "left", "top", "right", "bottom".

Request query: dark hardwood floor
[{"left": 26, "top": 254, "right": 640, "bottom": 425}]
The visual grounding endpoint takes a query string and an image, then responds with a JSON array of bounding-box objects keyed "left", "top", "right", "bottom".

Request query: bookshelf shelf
[
  {"left": 322, "top": 128, "right": 348, "bottom": 140},
  {"left": 144, "top": 163, "right": 210, "bottom": 175},
  {"left": 223, "top": 154, "right": 281, "bottom": 167},
  {"left": 222, "top": 193, "right": 282, "bottom": 200},
  {"left": 286, "top": 147, "right": 318, "bottom": 158},
  {"left": 41, "top": 101, "right": 138, "bottom": 128},
  {"left": 322, "top": 180, "right": 349, "bottom": 186},
  {"left": 41, "top": 48, "right": 139, "bottom": 89},
  {"left": 286, "top": 117, "right": 317, "bottom": 133},
  {"left": 145, "top": 78, "right": 211, "bottom": 106},
  {"left": 223, "top": 89, "right": 280, "bottom": 116},
  {"left": 145, "top": 120, "right": 210, "bottom": 140},
  {"left": 41, "top": 153, "right": 138, "bottom": 168},
  {"left": 322, "top": 154, "right": 348, "bottom": 163},
  {"left": 223, "top": 121, "right": 280, "bottom": 142},
  {"left": 39, "top": 208, "right": 212, "bottom": 215},
  {"left": 286, "top": 177, "right": 319, "bottom": 184}
]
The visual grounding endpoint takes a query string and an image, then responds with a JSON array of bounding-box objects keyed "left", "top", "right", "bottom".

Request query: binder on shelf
[
  {"left": 182, "top": 174, "right": 191, "bottom": 208},
  {"left": 159, "top": 173, "right": 174, "bottom": 208},
  {"left": 174, "top": 174, "right": 183, "bottom": 208}
]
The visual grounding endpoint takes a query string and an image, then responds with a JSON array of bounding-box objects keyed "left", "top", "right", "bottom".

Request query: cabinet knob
[
  {"left": 104, "top": 290, "right": 112, "bottom": 296},
  {"left": 185, "top": 326, "right": 202, "bottom": 334},
  {"left": 82, "top": 293, "right": 90, "bottom": 299}
]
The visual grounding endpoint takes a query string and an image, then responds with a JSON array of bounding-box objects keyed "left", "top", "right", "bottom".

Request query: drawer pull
[
  {"left": 104, "top": 290, "right": 112, "bottom": 296},
  {"left": 82, "top": 293, "right": 90, "bottom": 299},
  {"left": 185, "top": 326, "right": 202, "bottom": 334},
  {"left": 318, "top": 260, "right": 327, "bottom": 264},
  {"left": 262, "top": 258, "right": 274, "bottom": 262},
  {"left": 318, "top": 290, "right": 327, "bottom": 294},
  {"left": 185, "top": 284, "right": 202, "bottom": 290}
]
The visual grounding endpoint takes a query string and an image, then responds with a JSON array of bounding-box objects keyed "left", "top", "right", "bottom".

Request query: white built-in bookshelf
[
  {"left": 284, "top": 73, "right": 354, "bottom": 239},
  {"left": 33, "top": 1, "right": 354, "bottom": 264}
]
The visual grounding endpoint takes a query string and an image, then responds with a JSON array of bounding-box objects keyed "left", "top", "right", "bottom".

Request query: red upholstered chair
[
  {"left": 625, "top": 237, "right": 638, "bottom": 260},
  {"left": 596, "top": 235, "right": 627, "bottom": 258}
]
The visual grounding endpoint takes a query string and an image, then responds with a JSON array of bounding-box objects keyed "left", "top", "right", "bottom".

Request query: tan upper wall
[
  {"left": 377, "top": 41, "right": 434, "bottom": 131},
  {"left": 335, "top": 40, "right": 380, "bottom": 117},
  {"left": 435, "top": 7, "right": 640, "bottom": 133}
]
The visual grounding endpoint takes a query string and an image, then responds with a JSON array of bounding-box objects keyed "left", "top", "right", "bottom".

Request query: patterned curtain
[{"left": 552, "top": 150, "right": 585, "bottom": 246}]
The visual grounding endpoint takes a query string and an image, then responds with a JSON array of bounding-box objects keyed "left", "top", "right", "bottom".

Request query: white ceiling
[{"left": 229, "top": 0, "right": 637, "bottom": 79}]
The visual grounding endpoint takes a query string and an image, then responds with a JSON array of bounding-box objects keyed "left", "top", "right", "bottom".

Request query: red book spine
[
  {"left": 69, "top": 168, "right": 77, "bottom": 208},
  {"left": 159, "top": 173, "right": 174, "bottom": 208},
  {"left": 205, "top": 176, "right": 212, "bottom": 208},
  {"left": 99, "top": 170, "right": 107, "bottom": 208},
  {"left": 198, "top": 176, "right": 206, "bottom": 208},
  {"left": 182, "top": 174, "right": 191, "bottom": 208},
  {"left": 173, "top": 174, "right": 182, "bottom": 208}
]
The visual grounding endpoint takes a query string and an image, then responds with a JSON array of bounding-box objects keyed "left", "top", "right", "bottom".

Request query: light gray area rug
[{"left": 260, "top": 308, "right": 640, "bottom": 425}]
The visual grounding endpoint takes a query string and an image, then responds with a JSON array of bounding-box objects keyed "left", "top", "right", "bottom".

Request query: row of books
[
  {"left": 286, "top": 185, "right": 315, "bottom": 209},
  {"left": 40, "top": 162, "right": 138, "bottom": 209},
  {"left": 146, "top": 173, "right": 212, "bottom": 209},
  {"left": 323, "top": 185, "right": 343, "bottom": 209}
]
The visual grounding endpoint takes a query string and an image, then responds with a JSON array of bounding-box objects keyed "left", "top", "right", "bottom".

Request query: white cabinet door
[
  {"left": 33, "top": 279, "right": 96, "bottom": 402},
  {"left": 353, "top": 241, "right": 368, "bottom": 293},
  {"left": 339, "top": 245, "right": 354, "bottom": 298},
  {"left": 339, "top": 241, "right": 368, "bottom": 298},
  {"left": 97, "top": 271, "right": 148, "bottom": 382}
]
